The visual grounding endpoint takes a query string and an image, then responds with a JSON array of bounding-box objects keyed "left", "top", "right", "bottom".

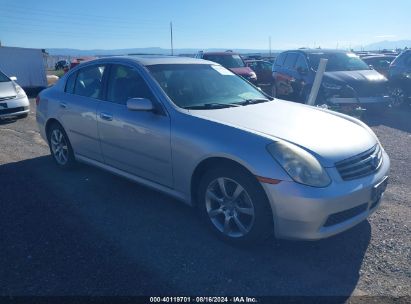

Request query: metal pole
[
  {"left": 307, "top": 58, "right": 328, "bottom": 106},
  {"left": 269, "top": 36, "right": 271, "bottom": 57},
  {"left": 170, "top": 22, "right": 174, "bottom": 56}
]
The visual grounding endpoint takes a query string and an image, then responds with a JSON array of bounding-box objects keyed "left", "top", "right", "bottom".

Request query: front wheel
[
  {"left": 198, "top": 166, "right": 273, "bottom": 244},
  {"left": 47, "top": 123, "right": 76, "bottom": 169},
  {"left": 390, "top": 86, "right": 408, "bottom": 108},
  {"left": 271, "top": 83, "right": 277, "bottom": 98}
]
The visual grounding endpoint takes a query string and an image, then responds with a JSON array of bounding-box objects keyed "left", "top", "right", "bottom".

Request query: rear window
[
  {"left": 275, "top": 53, "right": 287, "bottom": 66},
  {"left": 283, "top": 53, "right": 298, "bottom": 69},
  {"left": 203, "top": 54, "right": 245, "bottom": 68}
]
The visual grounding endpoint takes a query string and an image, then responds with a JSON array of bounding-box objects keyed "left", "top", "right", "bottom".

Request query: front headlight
[
  {"left": 13, "top": 82, "right": 27, "bottom": 98},
  {"left": 322, "top": 81, "right": 342, "bottom": 90},
  {"left": 267, "top": 141, "right": 331, "bottom": 187}
]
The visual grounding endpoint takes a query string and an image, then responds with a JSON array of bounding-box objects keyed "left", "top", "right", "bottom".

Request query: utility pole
[
  {"left": 170, "top": 21, "right": 174, "bottom": 56},
  {"left": 269, "top": 36, "right": 272, "bottom": 57}
]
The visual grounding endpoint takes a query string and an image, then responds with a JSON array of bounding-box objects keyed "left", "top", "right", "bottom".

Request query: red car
[
  {"left": 196, "top": 51, "right": 257, "bottom": 83},
  {"left": 63, "top": 57, "right": 97, "bottom": 73}
]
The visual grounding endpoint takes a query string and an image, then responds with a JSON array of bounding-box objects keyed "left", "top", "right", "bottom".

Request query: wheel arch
[
  {"left": 45, "top": 118, "right": 63, "bottom": 140},
  {"left": 190, "top": 156, "right": 264, "bottom": 207}
]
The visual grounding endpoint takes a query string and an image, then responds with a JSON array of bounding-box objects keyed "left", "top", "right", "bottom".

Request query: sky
[{"left": 0, "top": 0, "right": 410, "bottom": 50}]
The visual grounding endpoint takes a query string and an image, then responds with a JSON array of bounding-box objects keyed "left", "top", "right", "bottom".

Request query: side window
[
  {"left": 107, "top": 64, "right": 154, "bottom": 105},
  {"left": 283, "top": 53, "right": 298, "bottom": 70},
  {"left": 74, "top": 65, "right": 106, "bottom": 99},
  {"left": 295, "top": 55, "right": 308, "bottom": 71},
  {"left": 65, "top": 71, "right": 77, "bottom": 94},
  {"left": 261, "top": 62, "right": 272, "bottom": 71}
]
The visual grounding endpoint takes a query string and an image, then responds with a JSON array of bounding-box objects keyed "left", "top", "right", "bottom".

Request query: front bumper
[
  {"left": 0, "top": 96, "right": 30, "bottom": 118},
  {"left": 327, "top": 95, "right": 392, "bottom": 105},
  {"left": 262, "top": 150, "right": 390, "bottom": 240}
]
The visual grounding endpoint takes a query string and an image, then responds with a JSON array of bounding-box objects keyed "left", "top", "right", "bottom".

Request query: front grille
[
  {"left": 0, "top": 106, "right": 28, "bottom": 115},
  {"left": 335, "top": 145, "right": 382, "bottom": 180},
  {"left": 0, "top": 96, "right": 16, "bottom": 101},
  {"left": 324, "top": 203, "right": 368, "bottom": 227},
  {"left": 351, "top": 82, "right": 389, "bottom": 98}
]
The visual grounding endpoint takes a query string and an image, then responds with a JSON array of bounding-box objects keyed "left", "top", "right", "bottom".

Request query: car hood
[
  {"left": 324, "top": 69, "right": 387, "bottom": 84},
  {"left": 188, "top": 100, "right": 376, "bottom": 167},
  {"left": 0, "top": 81, "right": 17, "bottom": 99},
  {"left": 229, "top": 67, "right": 254, "bottom": 76}
]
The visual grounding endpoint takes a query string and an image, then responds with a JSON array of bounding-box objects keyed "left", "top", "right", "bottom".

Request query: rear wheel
[
  {"left": 198, "top": 165, "right": 273, "bottom": 245},
  {"left": 47, "top": 123, "right": 75, "bottom": 169}
]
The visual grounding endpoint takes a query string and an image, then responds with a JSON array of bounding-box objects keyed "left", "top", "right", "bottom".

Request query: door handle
[
  {"left": 60, "top": 102, "right": 67, "bottom": 108},
  {"left": 100, "top": 112, "right": 113, "bottom": 121}
]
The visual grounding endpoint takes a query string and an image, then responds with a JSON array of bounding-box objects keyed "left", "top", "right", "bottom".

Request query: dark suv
[
  {"left": 388, "top": 49, "right": 411, "bottom": 106},
  {"left": 272, "top": 49, "right": 391, "bottom": 108},
  {"left": 196, "top": 51, "right": 257, "bottom": 83}
]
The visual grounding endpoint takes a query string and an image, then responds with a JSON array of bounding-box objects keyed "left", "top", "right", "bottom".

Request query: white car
[{"left": 0, "top": 70, "right": 30, "bottom": 119}]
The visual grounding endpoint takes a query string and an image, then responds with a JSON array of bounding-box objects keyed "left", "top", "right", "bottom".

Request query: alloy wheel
[
  {"left": 205, "top": 177, "right": 255, "bottom": 238},
  {"left": 50, "top": 129, "right": 69, "bottom": 165},
  {"left": 390, "top": 87, "right": 406, "bottom": 107}
]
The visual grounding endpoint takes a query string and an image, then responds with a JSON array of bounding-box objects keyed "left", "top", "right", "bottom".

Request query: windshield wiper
[
  {"left": 235, "top": 98, "right": 271, "bottom": 106},
  {"left": 184, "top": 103, "right": 240, "bottom": 110}
]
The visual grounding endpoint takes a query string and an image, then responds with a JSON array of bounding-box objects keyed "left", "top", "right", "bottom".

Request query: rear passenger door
[
  {"left": 97, "top": 64, "right": 173, "bottom": 187},
  {"left": 59, "top": 64, "right": 106, "bottom": 162}
]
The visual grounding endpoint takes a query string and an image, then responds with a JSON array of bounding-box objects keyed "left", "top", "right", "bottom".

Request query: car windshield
[
  {"left": 147, "top": 64, "right": 268, "bottom": 109},
  {"left": 204, "top": 54, "right": 245, "bottom": 68},
  {"left": 308, "top": 52, "right": 371, "bottom": 72},
  {"left": 0, "top": 71, "right": 10, "bottom": 82}
]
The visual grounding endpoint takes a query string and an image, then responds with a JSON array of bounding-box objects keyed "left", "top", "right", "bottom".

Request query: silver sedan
[
  {"left": 0, "top": 70, "right": 30, "bottom": 119},
  {"left": 36, "top": 56, "right": 390, "bottom": 244}
]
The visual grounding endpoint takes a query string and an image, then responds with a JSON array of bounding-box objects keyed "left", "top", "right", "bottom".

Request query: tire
[
  {"left": 271, "top": 83, "right": 277, "bottom": 98},
  {"left": 198, "top": 165, "right": 273, "bottom": 245},
  {"left": 47, "top": 122, "right": 76, "bottom": 169},
  {"left": 390, "top": 85, "right": 408, "bottom": 108}
]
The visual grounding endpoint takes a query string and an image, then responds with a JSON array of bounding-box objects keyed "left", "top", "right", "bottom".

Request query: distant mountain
[
  {"left": 46, "top": 47, "right": 277, "bottom": 56},
  {"left": 361, "top": 40, "right": 411, "bottom": 51}
]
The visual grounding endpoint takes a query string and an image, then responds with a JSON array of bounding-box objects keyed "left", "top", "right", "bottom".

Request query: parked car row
[
  {"left": 234, "top": 48, "right": 410, "bottom": 109},
  {"left": 194, "top": 48, "right": 410, "bottom": 109},
  {"left": 271, "top": 49, "right": 392, "bottom": 111}
]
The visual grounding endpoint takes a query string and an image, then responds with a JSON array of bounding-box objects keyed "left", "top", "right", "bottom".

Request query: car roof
[
  {"left": 283, "top": 49, "right": 354, "bottom": 55},
  {"left": 79, "top": 55, "right": 214, "bottom": 66},
  {"left": 362, "top": 55, "right": 396, "bottom": 60},
  {"left": 202, "top": 51, "right": 240, "bottom": 56}
]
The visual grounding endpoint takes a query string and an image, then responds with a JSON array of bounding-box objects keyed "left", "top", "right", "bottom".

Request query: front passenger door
[{"left": 97, "top": 64, "right": 173, "bottom": 187}]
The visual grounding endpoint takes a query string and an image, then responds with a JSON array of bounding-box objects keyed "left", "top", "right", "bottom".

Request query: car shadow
[
  {"left": 0, "top": 117, "right": 18, "bottom": 125},
  {"left": 1, "top": 156, "right": 371, "bottom": 298},
  {"left": 362, "top": 106, "right": 411, "bottom": 133}
]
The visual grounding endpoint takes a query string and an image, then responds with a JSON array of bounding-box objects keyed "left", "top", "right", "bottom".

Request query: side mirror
[
  {"left": 10, "top": 76, "right": 17, "bottom": 81},
  {"left": 126, "top": 98, "right": 154, "bottom": 111}
]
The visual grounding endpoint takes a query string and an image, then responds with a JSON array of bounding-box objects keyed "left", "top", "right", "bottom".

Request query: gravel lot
[{"left": 0, "top": 98, "right": 410, "bottom": 300}]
